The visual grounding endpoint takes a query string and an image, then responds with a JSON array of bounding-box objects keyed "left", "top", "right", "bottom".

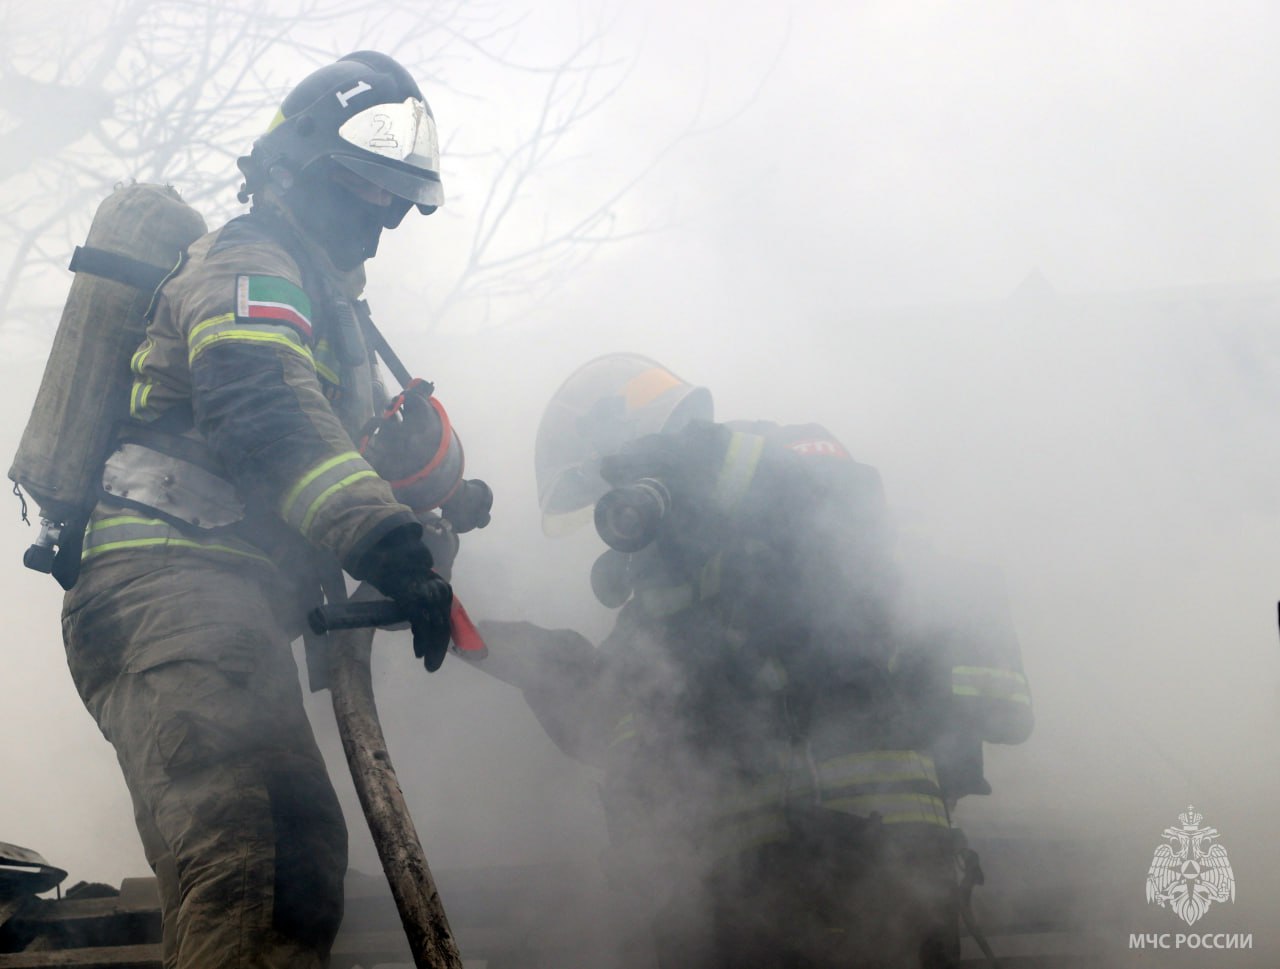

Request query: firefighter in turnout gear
[
  {"left": 58, "top": 52, "right": 477, "bottom": 969},
  {"left": 478, "top": 353, "right": 1033, "bottom": 968}
]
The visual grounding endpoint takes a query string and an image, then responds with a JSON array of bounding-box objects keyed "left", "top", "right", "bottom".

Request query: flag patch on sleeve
[{"left": 236, "top": 275, "right": 313, "bottom": 339}]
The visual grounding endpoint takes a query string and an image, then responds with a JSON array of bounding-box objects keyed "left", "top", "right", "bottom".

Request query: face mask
[{"left": 286, "top": 166, "right": 389, "bottom": 270}]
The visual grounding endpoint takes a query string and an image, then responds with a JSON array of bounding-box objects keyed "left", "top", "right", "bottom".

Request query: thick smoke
[{"left": 4, "top": 3, "right": 1280, "bottom": 967}]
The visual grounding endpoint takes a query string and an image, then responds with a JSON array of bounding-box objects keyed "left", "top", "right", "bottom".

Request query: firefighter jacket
[
  {"left": 518, "top": 419, "right": 1032, "bottom": 869},
  {"left": 81, "top": 203, "right": 419, "bottom": 609}
]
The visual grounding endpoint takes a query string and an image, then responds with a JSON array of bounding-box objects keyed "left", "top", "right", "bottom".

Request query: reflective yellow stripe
[
  {"left": 189, "top": 329, "right": 314, "bottom": 366},
  {"left": 823, "top": 792, "right": 951, "bottom": 828},
  {"left": 315, "top": 358, "right": 340, "bottom": 385},
  {"left": 314, "top": 338, "right": 341, "bottom": 385},
  {"left": 90, "top": 514, "right": 144, "bottom": 532},
  {"left": 710, "top": 810, "right": 790, "bottom": 858},
  {"left": 129, "top": 338, "right": 156, "bottom": 418},
  {"left": 84, "top": 536, "right": 271, "bottom": 563},
  {"left": 188, "top": 312, "right": 313, "bottom": 366},
  {"left": 711, "top": 432, "right": 765, "bottom": 513},
  {"left": 710, "top": 790, "right": 949, "bottom": 860},
  {"left": 130, "top": 380, "right": 148, "bottom": 418},
  {"left": 819, "top": 750, "right": 940, "bottom": 789},
  {"left": 952, "top": 666, "right": 1032, "bottom": 705},
  {"left": 82, "top": 515, "right": 270, "bottom": 565},
  {"left": 707, "top": 770, "right": 793, "bottom": 858},
  {"left": 608, "top": 711, "right": 637, "bottom": 749},
  {"left": 953, "top": 665, "right": 1025, "bottom": 681},
  {"left": 188, "top": 312, "right": 235, "bottom": 345},
  {"left": 816, "top": 750, "right": 946, "bottom": 828},
  {"left": 298, "top": 470, "right": 379, "bottom": 534},
  {"left": 281, "top": 452, "right": 379, "bottom": 539},
  {"left": 281, "top": 452, "right": 359, "bottom": 520},
  {"left": 608, "top": 729, "right": 637, "bottom": 749},
  {"left": 637, "top": 553, "right": 726, "bottom": 617},
  {"left": 952, "top": 686, "right": 1033, "bottom": 705},
  {"left": 130, "top": 337, "right": 153, "bottom": 373}
]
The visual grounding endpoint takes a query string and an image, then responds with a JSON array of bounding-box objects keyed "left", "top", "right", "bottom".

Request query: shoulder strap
[
  {"left": 353, "top": 300, "right": 412, "bottom": 389},
  {"left": 68, "top": 245, "right": 171, "bottom": 293}
]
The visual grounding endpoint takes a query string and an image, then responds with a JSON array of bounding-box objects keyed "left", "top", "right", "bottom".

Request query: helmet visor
[
  {"left": 336, "top": 98, "right": 443, "bottom": 207},
  {"left": 534, "top": 354, "right": 713, "bottom": 535}
]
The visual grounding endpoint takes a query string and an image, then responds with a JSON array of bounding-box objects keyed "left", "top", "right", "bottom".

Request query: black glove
[
  {"left": 352, "top": 525, "right": 453, "bottom": 671},
  {"left": 440, "top": 478, "right": 493, "bottom": 533}
]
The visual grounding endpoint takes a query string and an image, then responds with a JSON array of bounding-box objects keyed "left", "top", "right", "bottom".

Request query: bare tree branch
[{"left": 0, "top": 1, "right": 788, "bottom": 335}]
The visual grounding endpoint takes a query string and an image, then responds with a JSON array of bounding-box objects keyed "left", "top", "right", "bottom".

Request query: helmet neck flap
[{"left": 278, "top": 160, "right": 403, "bottom": 271}]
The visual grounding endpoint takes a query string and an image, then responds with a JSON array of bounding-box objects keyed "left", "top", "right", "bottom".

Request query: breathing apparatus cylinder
[
  {"left": 8, "top": 184, "right": 207, "bottom": 577},
  {"left": 358, "top": 378, "right": 466, "bottom": 514},
  {"left": 594, "top": 477, "right": 671, "bottom": 553}
]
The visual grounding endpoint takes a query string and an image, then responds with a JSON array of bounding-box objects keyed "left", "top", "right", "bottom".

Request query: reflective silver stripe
[
  {"left": 102, "top": 443, "right": 244, "bottom": 529},
  {"left": 823, "top": 792, "right": 951, "bottom": 828},
  {"left": 710, "top": 432, "right": 765, "bottom": 513},
  {"left": 818, "top": 750, "right": 940, "bottom": 790},
  {"left": 952, "top": 666, "right": 1032, "bottom": 706},
  {"left": 82, "top": 514, "right": 270, "bottom": 564},
  {"left": 279, "top": 451, "right": 379, "bottom": 538}
]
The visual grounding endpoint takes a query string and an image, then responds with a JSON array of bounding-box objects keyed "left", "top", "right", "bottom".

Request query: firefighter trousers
[
  {"left": 649, "top": 810, "right": 959, "bottom": 969},
  {"left": 62, "top": 550, "right": 347, "bottom": 969}
]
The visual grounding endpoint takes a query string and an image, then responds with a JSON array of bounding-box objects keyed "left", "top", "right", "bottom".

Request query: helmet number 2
[
  {"left": 369, "top": 114, "right": 398, "bottom": 150},
  {"left": 335, "top": 81, "right": 373, "bottom": 109}
]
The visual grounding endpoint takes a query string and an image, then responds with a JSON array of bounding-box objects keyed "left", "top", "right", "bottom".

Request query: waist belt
[{"left": 100, "top": 424, "right": 244, "bottom": 531}]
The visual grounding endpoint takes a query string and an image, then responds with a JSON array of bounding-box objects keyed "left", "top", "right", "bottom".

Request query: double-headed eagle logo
[{"left": 1145, "top": 806, "right": 1235, "bottom": 926}]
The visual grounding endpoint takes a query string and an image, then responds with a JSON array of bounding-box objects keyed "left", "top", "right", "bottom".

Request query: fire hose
[{"left": 312, "top": 593, "right": 484, "bottom": 969}]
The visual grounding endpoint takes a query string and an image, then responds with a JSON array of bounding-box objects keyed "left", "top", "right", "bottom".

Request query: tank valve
[{"left": 23, "top": 519, "right": 62, "bottom": 574}]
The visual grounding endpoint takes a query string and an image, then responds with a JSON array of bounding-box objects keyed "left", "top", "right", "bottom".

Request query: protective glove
[{"left": 352, "top": 525, "right": 453, "bottom": 671}]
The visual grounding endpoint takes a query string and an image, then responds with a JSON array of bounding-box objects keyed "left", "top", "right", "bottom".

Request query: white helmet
[{"left": 534, "top": 353, "right": 712, "bottom": 535}]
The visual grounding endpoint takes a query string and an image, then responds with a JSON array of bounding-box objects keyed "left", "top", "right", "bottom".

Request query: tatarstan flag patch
[{"left": 236, "top": 275, "right": 313, "bottom": 339}]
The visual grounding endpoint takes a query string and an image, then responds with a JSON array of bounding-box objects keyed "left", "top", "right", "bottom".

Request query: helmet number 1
[{"left": 335, "top": 81, "right": 373, "bottom": 109}]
